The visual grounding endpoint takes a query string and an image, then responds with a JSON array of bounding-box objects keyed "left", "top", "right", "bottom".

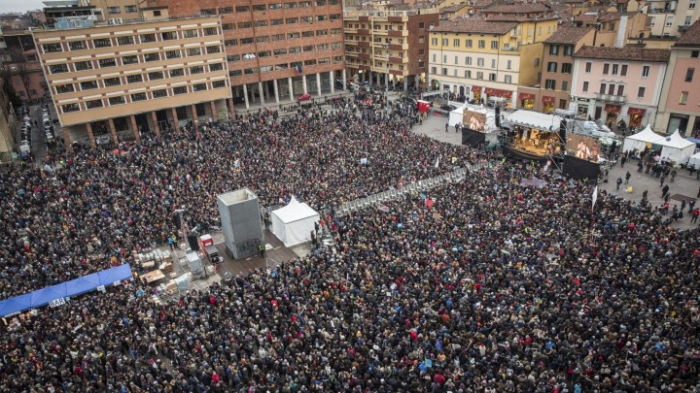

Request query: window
[
  {"left": 271, "top": 19, "right": 284, "bottom": 26},
  {"left": 564, "top": 46, "right": 573, "bottom": 56},
  {"left": 465, "top": 70, "right": 471, "bottom": 78},
  {"left": 186, "top": 48, "right": 201, "bottom": 56},
  {"left": 547, "top": 62, "right": 557, "bottom": 73},
  {"left": 603, "top": 63, "right": 609, "bottom": 74},
  {"left": 562, "top": 81, "right": 568, "bottom": 91},
  {"left": 130, "top": 92, "right": 147, "bottom": 102},
  {"left": 55, "top": 84, "right": 74, "bottom": 94},
  {"left": 617, "top": 85, "right": 624, "bottom": 96},
  {"left": 122, "top": 55, "right": 138, "bottom": 65},
  {"left": 170, "top": 69, "right": 184, "bottom": 77},
  {"left": 85, "top": 99, "right": 103, "bottom": 109},
  {"left": 236, "top": 5, "right": 249, "bottom": 12},
  {"left": 69, "top": 41, "right": 87, "bottom": 50},
  {"left": 206, "top": 45, "right": 221, "bottom": 54},
  {"left": 431, "top": 38, "right": 438, "bottom": 46},
  {"left": 286, "top": 18, "right": 298, "bottom": 24},
  {"left": 117, "top": 36, "right": 135, "bottom": 45},
  {"left": 255, "top": 20, "right": 268, "bottom": 27},
  {"left": 583, "top": 81, "right": 589, "bottom": 92},
  {"left": 442, "top": 38, "right": 449, "bottom": 46},
  {"left": 213, "top": 80, "right": 226, "bottom": 88},
  {"left": 190, "top": 66, "right": 204, "bottom": 74},
  {"left": 161, "top": 31, "right": 177, "bottom": 40},
  {"left": 274, "top": 48, "right": 287, "bottom": 56},
  {"left": 466, "top": 39, "right": 472, "bottom": 48},
  {"left": 289, "top": 47, "right": 300, "bottom": 54},
  {"left": 204, "top": 27, "right": 218, "bottom": 36},
  {"left": 183, "top": 29, "right": 198, "bottom": 38},
  {"left": 165, "top": 50, "right": 181, "bottom": 59},
  {"left": 466, "top": 57, "right": 472, "bottom": 65},
  {"left": 253, "top": 4, "right": 267, "bottom": 11},
  {"left": 225, "top": 39, "right": 239, "bottom": 46},
  {"left": 107, "top": 6, "right": 120, "bottom": 13},
  {"left": 504, "top": 75, "right": 512, "bottom": 84},
  {"left": 316, "top": 30, "right": 328, "bottom": 36},
  {"left": 477, "top": 58, "right": 484, "bottom": 67},
  {"left": 561, "top": 63, "right": 572, "bottom": 74},
  {"left": 272, "top": 34, "right": 285, "bottom": 41},
  {"left": 124, "top": 5, "right": 137, "bottom": 12},
  {"left": 148, "top": 71, "right": 164, "bottom": 80},
  {"left": 442, "top": 68, "right": 448, "bottom": 76},
  {"left": 104, "top": 77, "right": 121, "bottom": 87},
  {"left": 549, "top": 45, "right": 559, "bottom": 55},
  {"left": 285, "top": 2, "right": 297, "bottom": 8},
  {"left": 299, "top": 1, "right": 312, "bottom": 6},
  {"left": 144, "top": 53, "right": 160, "bottom": 62},
  {"left": 209, "top": 63, "right": 224, "bottom": 71},
  {"left": 476, "top": 72, "right": 483, "bottom": 80},
  {"left": 491, "top": 59, "right": 496, "bottom": 68},
  {"left": 666, "top": 16, "right": 674, "bottom": 26},
  {"left": 621, "top": 64, "right": 628, "bottom": 76},
  {"left": 108, "top": 96, "right": 125, "bottom": 106},
  {"left": 269, "top": 3, "right": 282, "bottom": 10},
  {"left": 642, "top": 65, "right": 650, "bottom": 77},
  {"left": 62, "top": 103, "right": 79, "bottom": 113},
  {"left": 302, "top": 31, "right": 314, "bottom": 38},
  {"left": 152, "top": 89, "right": 168, "bottom": 99},
  {"left": 693, "top": 50, "right": 700, "bottom": 58},
  {"left": 126, "top": 74, "right": 143, "bottom": 83},
  {"left": 229, "top": 70, "right": 242, "bottom": 77},
  {"left": 478, "top": 40, "right": 485, "bottom": 49},
  {"left": 140, "top": 34, "right": 156, "bottom": 43},
  {"left": 303, "top": 45, "right": 314, "bottom": 52},
  {"left": 650, "top": 16, "right": 656, "bottom": 27},
  {"left": 506, "top": 60, "right": 511, "bottom": 69},
  {"left": 608, "top": 84, "right": 615, "bottom": 95},
  {"left": 316, "top": 0, "right": 326, "bottom": 5},
  {"left": 680, "top": 91, "right": 688, "bottom": 105},
  {"left": 491, "top": 41, "right": 498, "bottom": 49},
  {"left": 585, "top": 62, "right": 591, "bottom": 73},
  {"left": 219, "top": 6, "right": 233, "bottom": 13},
  {"left": 174, "top": 86, "right": 188, "bottom": 95},
  {"left": 686, "top": 68, "right": 695, "bottom": 82},
  {"left": 489, "top": 73, "right": 496, "bottom": 81},
  {"left": 545, "top": 79, "right": 556, "bottom": 90},
  {"left": 93, "top": 38, "right": 112, "bottom": 48},
  {"left": 193, "top": 83, "right": 207, "bottom": 92},
  {"left": 43, "top": 43, "right": 63, "bottom": 53},
  {"left": 691, "top": 0, "right": 696, "bottom": 9},
  {"left": 637, "top": 86, "right": 646, "bottom": 98},
  {"left": 451, "top": 39, "right": 458, "bottom": 47},
  {"left": 74, "top": 61, "right": 93, "bottom": 71},
  {"left": 286, "top": 33, "right": 299, "bottom": 40},
  {"left": 612, "top": 64, "right": 619, "bottom": 75},
  {"left": 98, "top": 58, "right": 116, "bottom": 68}
]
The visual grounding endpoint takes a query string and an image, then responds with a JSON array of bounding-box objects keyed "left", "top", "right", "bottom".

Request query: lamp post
[{"left": 385, "top": 44, "right": 390, "bottom": 105}]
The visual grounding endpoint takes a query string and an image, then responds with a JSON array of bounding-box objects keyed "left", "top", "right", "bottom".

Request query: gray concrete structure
[{"left": 217, "top": 188, "right": 264, "bottom": 259}]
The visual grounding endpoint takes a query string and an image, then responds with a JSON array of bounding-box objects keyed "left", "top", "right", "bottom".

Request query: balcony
[
  {"left": 679, "top": 24, "right": 691, "bottom": 33},
  {"left": 647, "top": 8, "right": 672, "bottom": 13},
  {"left": 595, "top": 93, "right": 626, "bottom": 104}
]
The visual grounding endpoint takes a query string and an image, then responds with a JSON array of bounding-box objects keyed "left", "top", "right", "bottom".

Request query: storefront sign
[
  {"left": 485, "top": 88, "right": 512, "bottom": 98},
  {"left": 471, "top": 86, "right": 481, "bottom": 92},
  {"left": 542, "top": 96, "right": 555, "bottom": 104},
  {"left": 604, "top": 104, "right": 621, "bottom": 113},
  {"left": 519, "top": 93, "right": 535, "bottom": 100},
  {"left": 627, "top": 107, "right": 646, "bottom": 116}
]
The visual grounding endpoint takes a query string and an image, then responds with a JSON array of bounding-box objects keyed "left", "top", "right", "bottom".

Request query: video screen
[
  {"left": 463, "top": 110, "right": 486, "bottom": 133},
  {"left": 566, "top": 134, "right": 601, "bottom": 163}
]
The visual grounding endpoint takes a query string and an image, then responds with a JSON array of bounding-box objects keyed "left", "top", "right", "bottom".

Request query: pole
[{"left": 385, "top": 44, "right": 390, "bottom": 105}]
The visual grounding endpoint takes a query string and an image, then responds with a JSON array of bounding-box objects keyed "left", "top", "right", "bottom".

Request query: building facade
[
  {"left": 33, "top": 16, "right": 232, "bottom": 149},
  {"left": 344, "top": 9, "right": 439, "bottom": 90},
  {"left": 656, "top": 21, "right": 700, "bottom": 134},
  {"left": 571, "top": 46, "right": 669, "bottom": 128},
  {"left": 518, "top": 26, "right": 596, "bottom": 113},
  {"left": 0, "top": 29, "right": 49, "bottom": 102},
  {"left": 156, "top": 0, "right": 347, "bottom": 110},
  {"left": 630, "top": 0, "right": 700, "bottom": 38}
]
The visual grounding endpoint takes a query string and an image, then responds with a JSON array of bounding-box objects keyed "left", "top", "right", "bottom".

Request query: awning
[
  {"left": 471, "top": 86, "right": 481, "bottom": 92},
  {"left": 627, "top": 107, "right": 646, "bottom": 116},
  {"left": 484, "top": 88, "right": 512, "bottom": 98},
  {"left": 604, "top": 104, "right": 621, "bottom": 113},
  {"left": 542, "top": 96, "right": 555, "bottom": 104},
  {"left": 519, "top": 93, "right": 535, "bottom": 100}
]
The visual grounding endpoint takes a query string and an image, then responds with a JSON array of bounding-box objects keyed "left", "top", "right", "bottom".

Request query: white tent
[
  {"left": 687, "top": 151, "right": 700, "bottom": 168},
  {"left": 271, "top": 197, "right": 320, "bottom": 247},
  {"left": 656, "top": 130, "right": 696, "bottom": 164},
  {"left": 504, "top": 110, "right": 562, "bottom": 131},
  {"left": 622, "top": 125, "right": 663, "bottom": 153}
]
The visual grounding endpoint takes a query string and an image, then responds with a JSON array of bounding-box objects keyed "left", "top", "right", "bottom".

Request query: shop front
[
  {"left": 668, "top": 113, "right": 689, "bottom": 135},
  {"left": 471, "top": 86, "right": 482, "bottom": 103},
  {"left": 485, "top": 88, "right": 513, "bottom": 107},
  {"left": 519, "top": 93, "right": 535, "bottom": 110},
  {"left": 542, "top": 96, "right": 555, "bottom": 114},
  {"left": 627, "top": 107, "right": 646, "bottom": 128},
  {"left": 604, "top": 104, "right": 621, "bottom": 125}
]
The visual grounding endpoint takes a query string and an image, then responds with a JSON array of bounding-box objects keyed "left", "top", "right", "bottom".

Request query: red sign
[
  {"left": 471, "top": 86, "right": 481, "bottom": 92},
  {"left": 627, "top": 107, "right": 646, "bottom": 116},
  {"left": 519, "top": 93, "right": 535, "bottom": 101},
  {"left": 484, "top": 88, "right": 512, "bottom": 98},
  {"left": 604, "top": 104, "right": 621, "bottom": 113},
  {"left": 541, "top": 96, "right": 555, "bottom": 104}
]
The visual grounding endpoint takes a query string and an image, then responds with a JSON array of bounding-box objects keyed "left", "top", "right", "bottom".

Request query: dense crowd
[{"left": 2, "top": 97, "right": 700, "bottom": 392}]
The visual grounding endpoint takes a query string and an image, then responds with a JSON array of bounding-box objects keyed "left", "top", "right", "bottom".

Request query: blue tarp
[{"left": 0, "top": 264, "right": 132, "bottom": 317}]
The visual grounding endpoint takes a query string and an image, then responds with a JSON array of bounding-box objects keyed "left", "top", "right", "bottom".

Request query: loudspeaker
[
  {"left": 495, "top": 106, "right": 501, "bottom": 127},
  {"left": 559, "top": 120, "right": 567, "bottom": 144},
  {"left": 187, "top": 233, "right": 200, "bottom": 251}
]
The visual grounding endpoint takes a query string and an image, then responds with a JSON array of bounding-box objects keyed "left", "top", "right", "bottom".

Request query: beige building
[
  {"left": 630, "top": 0, "right": 700, "bottom": 38},
  {"left": 32, "top": 16, "right": 232, "bottom": 149}
]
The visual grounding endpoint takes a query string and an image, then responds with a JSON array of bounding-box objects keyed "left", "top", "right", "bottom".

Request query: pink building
[
  {"left": 570, "top": 46, "right": 670, "bottom": 129},
  {"left": 656, "top": 21, "right": 700, "bottom": 135}
]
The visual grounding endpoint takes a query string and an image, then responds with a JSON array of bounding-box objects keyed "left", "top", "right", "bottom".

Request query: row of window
[
  {"left": 228, "top": 56, "right": 342, "bottom": 76},
  {"left": 346, "top": 57, "right": 417, "bottom": 70},
  {"left": 220, "top": 14, "right": 340, "bottom": 29},
  {"left": 200, "top": 0, "right": 339, "bottom": 15},
  {"left": 48, "top": 46, "right": 222, "bottom": 75},
  {"left": 61, "top": 80, "right": 228, "bottom": 113},
  {"left": 546, "top": 62, "right": 573, "bottom": 74},
  {"left": 431, "top": 38, "right": 500, "bottom": 50},
  {"left": 432, "top": 67, "right": 514, "bottom": 84},
  {"left": 579, "top": 81, "right": 647, "bottom": 99},
  {"left": 53, "top": 63, "right": 225, "bottom": 95},
  {"left": 432, "top": 54, "right": 515, "bottom": 70},
  {"left": 226, "top": 44, "right": 341, "bottom": 61},
  {"left": 346, "top": 22, "right": 430, "bottom": 30},
  {"left": 548, "top": 45, "right": 574, "bottom": 57},
  {"left": 583, "top": 62, "right": 651, "bottom": 78},
  {"left": 107, "top": 5, "right": 138, "bottom": 13},
  {"left": 41, "top": 28, "right": 218, "bottom": 54}
]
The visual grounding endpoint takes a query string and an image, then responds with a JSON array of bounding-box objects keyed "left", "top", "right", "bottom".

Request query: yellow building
[{"left": 429, "top": 15, "right": 558, "bottom": 106}]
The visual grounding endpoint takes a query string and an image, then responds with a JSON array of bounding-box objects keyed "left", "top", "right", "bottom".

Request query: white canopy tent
[
  {"left": 687, "top": 152, "right": 700, "bottom": 168},
  {"left": 504, "top": 110, "right": 562, "bottom": 132},
  {"left": 657, "top": 130, "right": 696, "bottom": 164},
  {"left": 622, "top": 125, "right": 664, "bottom": 153},
  {"left": 271, "top": 197, "right": 320, "bottom": 247}
]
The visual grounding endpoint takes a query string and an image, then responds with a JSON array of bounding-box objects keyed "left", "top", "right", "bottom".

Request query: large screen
[
  {"left": 566, "top": 134, "right": 601, "bottom": 163},
  {"left": 463, "top": 110, "right": 486, "bottom": 132}
]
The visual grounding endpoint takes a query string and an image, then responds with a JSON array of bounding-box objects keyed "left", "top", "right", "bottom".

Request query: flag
[
  {"left": 592, "top": 186, "right": 598, "bottom": 210},
  {"left": 434, "top": 157, "right": 440, "bottom": 168}
]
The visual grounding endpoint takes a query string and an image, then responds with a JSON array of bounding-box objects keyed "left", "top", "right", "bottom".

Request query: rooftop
[
  {"left": 440, "top": 4, "right": 467, "bottom": 12},
  {"left": 574, "top": 45, "right": 671, "bottom": 62},
  {"left": 544, "top": 26, "right": 593, "bottom": 44},
  {"left": 674, "top": 20, "right": 700, "bottom": 47},
  {"left": 432, "top": 18, "right": 517, "bottom": 34},
  {"left": 482, "top": 2, "right": 549, "bottom": 13}
]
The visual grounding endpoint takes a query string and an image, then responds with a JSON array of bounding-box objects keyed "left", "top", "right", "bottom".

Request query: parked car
[
  {"left": 297, "top": 93, "right": 312, "bottom": 101},
  {"left": 19, "top": 141, "right": 31, "bottom": 160},
  {"left": 440, "top": 104, "right": 457, "bottom": 112}
]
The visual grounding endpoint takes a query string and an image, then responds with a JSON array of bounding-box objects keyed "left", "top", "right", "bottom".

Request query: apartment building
[
  {"left": 656, "top": 20, "right": 700, "bottom": 133},
  {"left": 155, "top": 0, "right": 347, "bottom": 110},
  {"left": 571, "top": 46, "right": 670, "bottom": 127},
  {"left": 572, "top": 10, "right": 648, "bottom": 47},
  {"left": 0, "top": 78, "right": 18, "bottom": 161},
  {"left": 517, "top": 26, "right": 596, "bottom": 113},
  {"left": 630, "top": 0, "right": 700, "bottom": 38},
  {"left": 344, "top": 9, "right": 438, "bottom": 90},
  {"left": 32, "top": 16, "right": 232, "bottom": 149},
  {"left": 429, "top": 14, "right": 558, "bottom": 107},
  {"left": 0, "top": 28, "right": 49, "bottom": 102}
]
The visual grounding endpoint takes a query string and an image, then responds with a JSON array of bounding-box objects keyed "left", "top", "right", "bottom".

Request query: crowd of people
[{"left": 2, "top": 97, "right": 700, "bottom": 392}]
